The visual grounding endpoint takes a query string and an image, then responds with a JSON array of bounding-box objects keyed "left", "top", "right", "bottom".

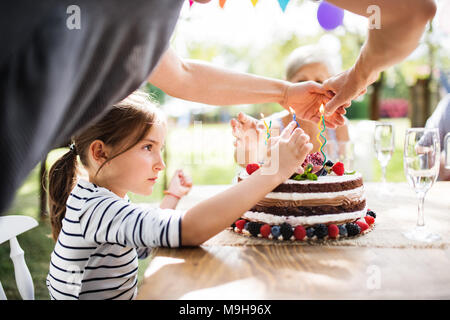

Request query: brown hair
[{"left": 48, "top": 91, "right": 162, "bottom": 241}]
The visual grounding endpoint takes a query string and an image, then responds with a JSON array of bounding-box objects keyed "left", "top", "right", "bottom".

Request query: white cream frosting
[
  {"left": 242, "top": 203, "right": 368, "bottom": 227},
  {"left": 265, "top": 185, "right": 365, "bottom": 201}
]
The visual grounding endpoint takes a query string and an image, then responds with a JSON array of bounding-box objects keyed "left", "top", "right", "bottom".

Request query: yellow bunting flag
[{"left": 251, "top": 0, "right": 259, "bottom": 7}]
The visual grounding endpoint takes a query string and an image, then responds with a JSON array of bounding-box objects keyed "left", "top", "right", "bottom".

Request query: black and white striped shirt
[{"left": 46, "top": 179, "right": 182, "bottom": 300}]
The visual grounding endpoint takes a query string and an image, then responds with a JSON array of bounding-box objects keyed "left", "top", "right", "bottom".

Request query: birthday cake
[{"left": 231, "top": 153, "right": 376, "bottom": 241}]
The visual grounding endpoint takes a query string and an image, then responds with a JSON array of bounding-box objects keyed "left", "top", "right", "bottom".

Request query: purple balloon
[{"left": 317, "top": 1, "right": 344, "bottom": 31}]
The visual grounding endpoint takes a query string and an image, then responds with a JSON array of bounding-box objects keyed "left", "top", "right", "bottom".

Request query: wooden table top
[{"left": 137, "top": 182, "right": 450, "bottom": 300}]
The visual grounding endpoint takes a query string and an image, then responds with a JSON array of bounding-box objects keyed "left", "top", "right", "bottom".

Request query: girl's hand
[
  {"left": 266, "top": 121, "right": 313, "bottom": 180},
  {"left": 230, "top": 112, "right": 265, "bottom": 166},
  {"left": 167, "top": 169, "right": 193, "bottom": 198}
]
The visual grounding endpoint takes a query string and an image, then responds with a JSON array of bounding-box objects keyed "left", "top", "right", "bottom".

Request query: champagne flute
[
  {"left": 374, "top": 123, "right": 394, "bottom": 185},
  {"left": 403, "top": 128, "right": 441, "bottom": 242}
]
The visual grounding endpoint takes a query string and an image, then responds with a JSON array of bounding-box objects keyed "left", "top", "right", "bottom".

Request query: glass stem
[
  {"left": 416, "top": 192, "right": 426, "bottom": 227},
  {"left": 381, "top": 165, "right": 386, "bottom": 184}
]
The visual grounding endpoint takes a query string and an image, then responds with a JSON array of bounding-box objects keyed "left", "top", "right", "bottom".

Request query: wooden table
[{"left": 137, "top": 182, "right": 450, "bottom": 300}]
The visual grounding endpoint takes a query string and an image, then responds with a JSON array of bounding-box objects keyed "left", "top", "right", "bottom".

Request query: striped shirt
[{"left": 46, "top": 179, "right": 183, "bottom": 300}]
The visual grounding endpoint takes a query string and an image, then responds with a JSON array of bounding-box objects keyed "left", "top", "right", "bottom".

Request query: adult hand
[
  {"left": 282, "top": 81, "right": 346, "bottom": 128},
  {"left": 322, "top": 66, "right": 372, "bottom": 117}
]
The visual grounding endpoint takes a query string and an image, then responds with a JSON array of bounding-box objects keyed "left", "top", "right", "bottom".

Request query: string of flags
[
  {"left": 188, "top": 0, "right": 345, "bottom": 30},
  {"left": 189, "top": 0, "right": 291, "bottom": 12}
]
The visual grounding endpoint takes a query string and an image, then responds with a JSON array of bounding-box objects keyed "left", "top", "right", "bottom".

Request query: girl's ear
[{"left": 89, "top": 140, "right": 109, "bottom": 165}]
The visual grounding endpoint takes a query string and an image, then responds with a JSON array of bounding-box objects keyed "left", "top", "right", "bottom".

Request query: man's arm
[
  {"left": 148, "top": 48, "right": 342, "bottom": 126},
  {"left": 148, "top": 47, "right": 289, "bottom": 106},
  {"left": 323, "top": 0, "right": 436, "bottom": 114}
]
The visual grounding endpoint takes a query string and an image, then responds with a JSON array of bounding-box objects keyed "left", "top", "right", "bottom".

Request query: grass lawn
[{"left": 0, "top": 120, "right": 408, "bottom": 299}]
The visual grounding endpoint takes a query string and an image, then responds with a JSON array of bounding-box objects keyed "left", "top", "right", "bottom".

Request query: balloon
[{"left": 317, "top": 1, "right": 344, "bottom": 31}]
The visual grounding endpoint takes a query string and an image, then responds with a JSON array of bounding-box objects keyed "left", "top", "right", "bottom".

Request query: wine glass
[
  {"left": 374, "top": 122, "right": 394, "bottom": 185},
  {"left": 403, "top": 128, "right": 441, "bottom": 242},
  {"left": 323, "top": 140, "right": 355, "bottom": 171},
  {"left": 338, "top": 141, "right": 355, "bottom": 171}
]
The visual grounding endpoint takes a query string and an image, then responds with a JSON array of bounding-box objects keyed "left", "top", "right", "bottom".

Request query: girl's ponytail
[{"left": 48, "top": 145, "right": 78, "bottom": 241}]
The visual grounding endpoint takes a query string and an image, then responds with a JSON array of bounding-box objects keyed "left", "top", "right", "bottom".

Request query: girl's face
[{"left": 95, "top": 122, "right": 167, "bottom": 198}]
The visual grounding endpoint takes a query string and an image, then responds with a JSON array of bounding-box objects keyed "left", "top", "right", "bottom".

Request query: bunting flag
[
  {"left": 184, "top": 0, "right": 346, "bottom": 23},
  {"left": 277, "top": 0, "right": 290, "bottom": 12}
]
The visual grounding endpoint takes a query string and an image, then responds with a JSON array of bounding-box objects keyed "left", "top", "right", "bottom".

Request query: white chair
[{"left": 0, "top": 215, "right": 38, "bottom": 300}]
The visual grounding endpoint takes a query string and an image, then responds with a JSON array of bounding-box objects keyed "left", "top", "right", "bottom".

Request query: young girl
[{"left": 46, "top": 91, "right": 312, "bottom": 300}]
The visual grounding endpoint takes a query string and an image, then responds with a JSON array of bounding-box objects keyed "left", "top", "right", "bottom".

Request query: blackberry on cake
[
  {"left": 280, "top": 223, "right": 294, "bottom": 240},
  {"left": 314, "top": 224, "right": 328, "bottom": 239},
  {"left": 248, "top": 222, "right": 262, "bottom": 237},
  {"left": 346, "top": 223, "right": 361, "bottom": 237}
]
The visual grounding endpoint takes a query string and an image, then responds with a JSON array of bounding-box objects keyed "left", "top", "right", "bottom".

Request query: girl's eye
[{"left": 144, "top": 144, "right": 153, "bottom": 151}]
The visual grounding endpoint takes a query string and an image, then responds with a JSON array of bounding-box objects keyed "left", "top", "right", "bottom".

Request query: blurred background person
[{"left": 425, "top": 92, "right": 450, "bottom": 181}]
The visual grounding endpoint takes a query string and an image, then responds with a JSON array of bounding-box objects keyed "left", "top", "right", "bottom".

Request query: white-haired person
[{"left": 231, "top": 44, "right": 350, "bottom": 166}]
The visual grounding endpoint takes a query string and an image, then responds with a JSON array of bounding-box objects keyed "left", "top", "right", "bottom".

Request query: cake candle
[
  {"left": 316, "top": 105, "right": 327, "bottom": 165},
  {"left": 260, "top": 113, "right": 271, "bottom": 144},
  {"left": 289, "top": 107, "right": 300, "bottom": 128}
]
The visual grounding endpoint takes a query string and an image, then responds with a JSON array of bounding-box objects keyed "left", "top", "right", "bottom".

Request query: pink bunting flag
[{"left": 189, "top": 0, "right": 194, "bottom": 7}]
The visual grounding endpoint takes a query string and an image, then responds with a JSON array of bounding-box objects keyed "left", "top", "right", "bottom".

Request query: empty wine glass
[
  {"left": 403, "top": 128, "right": 441, "bottom": 242},
  {"left": 338, "top": 141, "right": 355, "bottom": 172},
  {"left": 374, "top": 122, "right": 394, "bottom": 185}
]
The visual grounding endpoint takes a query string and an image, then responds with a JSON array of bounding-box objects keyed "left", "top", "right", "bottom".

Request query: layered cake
[{"left": 231, "top": 153, "right": 376, "bottom": 241}]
